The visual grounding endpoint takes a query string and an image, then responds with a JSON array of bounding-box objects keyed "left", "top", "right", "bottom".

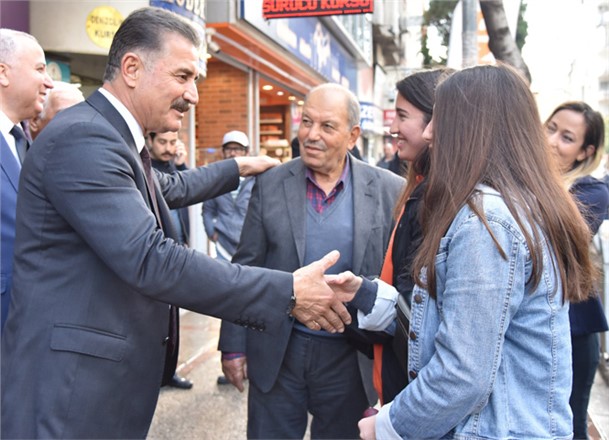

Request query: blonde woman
[{"left": 545, "top": 101, "right": 609, "bottom": 439}]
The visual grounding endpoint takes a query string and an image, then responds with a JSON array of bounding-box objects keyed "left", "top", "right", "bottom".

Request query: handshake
[
  {"left": 291, "top": 250, "right": 364, "bottom": 333},
  {"left": 222, "top": 250, "right": 365, "bottom": 393}
]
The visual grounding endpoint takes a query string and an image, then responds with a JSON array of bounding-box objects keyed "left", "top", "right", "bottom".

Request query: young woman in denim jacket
[
  {"left": 545, "top": 101, "right": 609, "bottom": 439},
  {"left": 330, "top": 64, "right": 596, "bottom": 439}
]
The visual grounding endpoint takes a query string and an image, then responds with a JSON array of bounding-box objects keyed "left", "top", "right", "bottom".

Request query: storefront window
[{"left": 334, "top": 14, "right": 373, "bottom": 64}]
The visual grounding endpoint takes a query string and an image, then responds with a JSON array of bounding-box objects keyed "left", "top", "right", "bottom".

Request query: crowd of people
[{"left": 1, "top": 5, "right": 607, "bottom": 440}]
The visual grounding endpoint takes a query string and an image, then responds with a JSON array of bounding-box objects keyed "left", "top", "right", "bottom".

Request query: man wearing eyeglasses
[{"left": 202, "top": 131, "right": 254, "bottom": 262}]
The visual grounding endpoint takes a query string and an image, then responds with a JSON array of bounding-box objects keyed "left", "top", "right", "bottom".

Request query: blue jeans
[{"left": 247, "top": 330, "right": 368, "bottom": 439}]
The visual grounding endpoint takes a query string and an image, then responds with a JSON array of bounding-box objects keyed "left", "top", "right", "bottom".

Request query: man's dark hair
[{"left": 103, "top": 7, "right": 201, "bottom": 82}]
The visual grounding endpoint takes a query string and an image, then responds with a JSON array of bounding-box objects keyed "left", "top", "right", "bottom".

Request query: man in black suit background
[
  {"left": 148, "top": 131, "right": 191, "bottom": 251},
  {"left": 1, "top": 7, "right": 352, "bottom": 439},
  {"left": 148, "top": 130, "right": 194, "bottom": 390}
]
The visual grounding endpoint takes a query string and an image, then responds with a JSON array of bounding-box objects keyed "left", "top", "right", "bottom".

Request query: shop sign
[
  {"left": 383, "top": 109, "right": 395, "bottom": 127},
  {"left": 262, "top": 0, "right": 373, "bottom": 19},
  {"left": 85, "top": 6, "right": 124, "bottom": 49},
  {"left": 360, "top": 101, "right": 383, "bottom": 134},
  {"left": 243, "top": 2, "right": 358, "bottom": 91},
  {"left": 46, "top": 60, "right": 71, "bottom": 83},
  {"left": 149, "top": 0, "right": 207, "bottom": 76},
  {"left": 149, "top": 0, "right": 205, "bottom": 26}
]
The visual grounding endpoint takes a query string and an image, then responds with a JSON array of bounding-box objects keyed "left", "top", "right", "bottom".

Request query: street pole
[{"left": 462, "top": 0, "right": 478, "bottom": 67}]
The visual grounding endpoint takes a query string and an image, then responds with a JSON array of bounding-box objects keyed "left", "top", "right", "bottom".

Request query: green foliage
[
  {"left": 422, "top": 0, "right": 458, "bottom": 66},
  {"left": 421, "top": 32, "right": 432, "bottom": 66},
  {"left": 516, "top": 1, "right": 528, "bottom": 51},
  {"left": 421, "top": 0, "right": 529, "bottom": 66},
  {"left": 421, "top": 30, "right": 448, "bottom": 67}
]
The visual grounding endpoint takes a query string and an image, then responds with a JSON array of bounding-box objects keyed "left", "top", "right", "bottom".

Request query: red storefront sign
[
  {"left": 262, "top": 0, "right": 373, "bottom": 19},
  {"left": 383, "top": 109, "right": 396, "bottom": 127}
]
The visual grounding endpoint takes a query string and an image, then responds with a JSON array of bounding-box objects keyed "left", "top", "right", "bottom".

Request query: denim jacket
[{"left": 368, "top": 185, "right": 573, "bottom": 439}]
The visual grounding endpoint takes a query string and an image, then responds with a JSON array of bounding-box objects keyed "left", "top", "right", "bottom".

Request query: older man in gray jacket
[{"left": 219, "top": 83, "right": 404, "bottom": 439}]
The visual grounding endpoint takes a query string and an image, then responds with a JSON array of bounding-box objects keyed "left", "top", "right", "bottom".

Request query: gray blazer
[
  {"left": 218, "top": 156, "right": 404, "bottom": 395},
  {"left": 0, "top": 91, "right": 294, "bottom": 439}
]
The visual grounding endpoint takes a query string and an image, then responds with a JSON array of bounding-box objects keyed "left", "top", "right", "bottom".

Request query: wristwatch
[{"left": 286, "top": 292, "right": 296, "bottom": 316}]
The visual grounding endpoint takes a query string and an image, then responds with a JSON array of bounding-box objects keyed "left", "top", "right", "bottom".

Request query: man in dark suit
[
  {"left": 0, "top": 28, "right": 54, "bottom": 330},
  {"left": 219, "top": 83, "right": 404, "bottom": 439},
  {"left": 0, "top": 8, "right": 352, "bottom": 439}
]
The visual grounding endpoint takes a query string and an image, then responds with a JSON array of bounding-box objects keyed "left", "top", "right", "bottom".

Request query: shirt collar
[
  {"left": 305, "top": 154, "right": 351, "bottom": 188},
  {"left": 98, "top": 88, "right": 146, "bottom": 152},
  {"left": 0, "top": 110, "right": 15, "bottom": 142}
]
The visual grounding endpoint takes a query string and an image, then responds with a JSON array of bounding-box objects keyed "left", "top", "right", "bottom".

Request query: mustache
[
  {"left": 171, "top": 98, "right": 191, "bottom": 113},
  {"left": 303, "top": 141, "right": 326, "bottom": 150}
]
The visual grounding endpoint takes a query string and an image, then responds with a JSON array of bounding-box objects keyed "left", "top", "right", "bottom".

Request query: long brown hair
[
  {"left": 413, "top": 64, "right": 594, "bottom": 303},
  {"left": 392, "top": 68, "right": 454, "bottom": 220}
]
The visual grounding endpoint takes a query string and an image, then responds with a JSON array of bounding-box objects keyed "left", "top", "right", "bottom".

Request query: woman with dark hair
[
  {"left": 332, "top": 64, "right": 596, "bottom": 438},
  {"left": 369, "top": 68, "right": 452, "bottom": 405},
  {"left": 545, "top": 101, "right": 608, "bottom": 439}
]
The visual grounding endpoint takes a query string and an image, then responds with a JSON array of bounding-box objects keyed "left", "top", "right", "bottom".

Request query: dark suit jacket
[
  {"left": 570, "top": 176, "right": 609, "bottom": 335},
  {"left": 218, "top": 157, "right": 404, "bottom": 396},
  {"left": 0, "top": 91, "right": 294, "bottom": 439},
  {"left": 0, "top": 134, "right": 20, "bottom": 330},
  {"left": 151, "top": 159, "right": 190, "bottom": 245}
]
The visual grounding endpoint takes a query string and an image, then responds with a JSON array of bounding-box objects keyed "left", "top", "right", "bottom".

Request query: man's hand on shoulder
[{"left": 234, "top": 156, "right": 280, "bottom": 176}]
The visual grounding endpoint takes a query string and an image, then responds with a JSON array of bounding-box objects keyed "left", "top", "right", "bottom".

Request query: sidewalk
[
  {"left": 589, "top": 358, "right": 609, "bottom": 440},
  {"left": 148, "top": 312, "right": 247, "bottom": 439}
]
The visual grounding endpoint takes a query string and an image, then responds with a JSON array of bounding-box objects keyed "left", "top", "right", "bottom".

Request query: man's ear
[
  {"left": 0, "top": 62, "right": 10, "bottom": 87},
  {"left": 28, "top": 116, "right": 44, "bottom": 138},
  {"left": 349, "top": 125, "right": 361, "bottom": 147},
  {"left": 29, "top": 116, "right": 41, "bottom": 136},
  {"left": 121, "top": 52, "right": 143, "bottom": 88}
]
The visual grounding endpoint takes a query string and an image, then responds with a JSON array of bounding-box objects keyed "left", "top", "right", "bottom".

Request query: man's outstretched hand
[{"left": 292, "top": 250, "right": 351, "bottom": 333}]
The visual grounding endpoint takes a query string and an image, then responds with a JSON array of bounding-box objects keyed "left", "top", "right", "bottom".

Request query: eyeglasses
[{"left": 222, "top": 146, "right": 248, "bottom": 153}]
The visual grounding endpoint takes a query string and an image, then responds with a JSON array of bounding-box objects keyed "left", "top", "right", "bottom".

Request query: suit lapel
[
  {"left": 284, "top": 161, "right": 307, "bottom": 266},
  {"left": 351, "top": 159, "right": 377, "bottom": 274},
  {"left": 86, "top": 91, "right": 169, "bottom": 234},
  {"left": 1, "top": 134, "right": 20, "bottom": 192}
]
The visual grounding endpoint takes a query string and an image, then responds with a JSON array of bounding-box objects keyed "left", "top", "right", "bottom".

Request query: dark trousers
[
  {"left": 570, "top": 333, "right": 600, "bottom": 440},
  {"left": 247, "top": 330, "right": 368, "bottom": 439}
]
